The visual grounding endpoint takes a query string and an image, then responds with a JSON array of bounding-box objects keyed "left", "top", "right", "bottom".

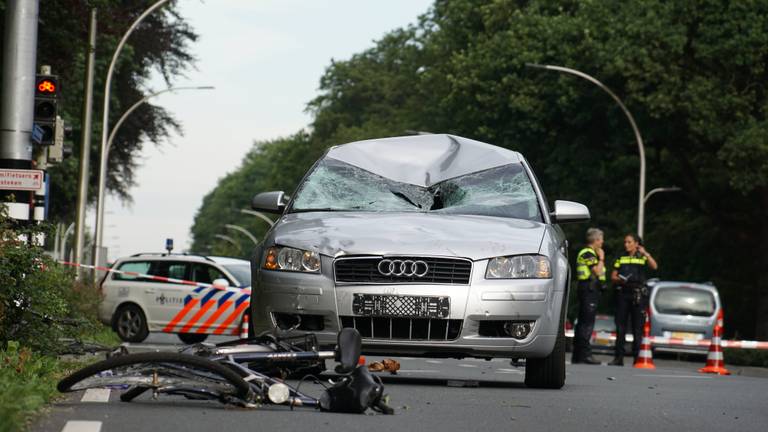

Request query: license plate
[
  {"left": 352, "top": 294, "right": 449, "bottom": 318},
  {"left": 669, "top": 331, "right": 703, "bottom": 340},
  {"left": 593, "top": 332, "right": 613, "bottom": 346}
]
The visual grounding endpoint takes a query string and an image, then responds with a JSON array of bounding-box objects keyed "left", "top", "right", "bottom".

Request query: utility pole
[
  {"left": 0, "top": 0, "right": 39, "bottom": 221},
  {"left": 73, "top": 8, "right": 97, "bottom": 280}
]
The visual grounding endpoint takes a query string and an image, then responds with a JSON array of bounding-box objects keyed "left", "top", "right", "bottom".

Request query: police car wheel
[
  {"left": 177, "top": 333, "right": 208, "bottom": 344},
  {"left": 114, "top": 304, "right": 149, "bottom": 343}
]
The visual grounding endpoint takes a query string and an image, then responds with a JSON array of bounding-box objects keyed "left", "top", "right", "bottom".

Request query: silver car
[
  {"left": 249, "top": 134, "right": 590, "bottom": 388},
  {"left": 648, "top": 280, "right": 721, "bottom": 354}
]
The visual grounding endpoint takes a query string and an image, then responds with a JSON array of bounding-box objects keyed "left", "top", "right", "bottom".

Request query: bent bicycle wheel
[{"left": 57, "top": 352, "right": 253, "bottom": 402}]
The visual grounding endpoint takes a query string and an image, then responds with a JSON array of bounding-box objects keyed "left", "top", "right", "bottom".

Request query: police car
[{"left": 99, "top": 253, "right": 251, "bottom": 343}]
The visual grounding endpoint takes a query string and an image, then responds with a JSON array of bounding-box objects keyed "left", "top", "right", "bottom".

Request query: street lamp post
[
  {"left": 214, "top": 234, "right": 241, "bottom": 254},
  {"left": 106, "top": 86, "right": 214, "bottom": 154},
  {"left": 644, "top": 186, "right": 681, "bottom": 204},
  {"left": 526, "top": 63, "right": 647, "bottom": 237},
  {"left": 92, "top": 0, "right": 172, "bottom": 282},
  {"left": 224, "top": 224, "right": 259, "bottom": 246},
  {"left": 240, "top": 209, "right": 275, "bottom": 227},
  {"left": 92, "top": 85, "right": 213, "bottom": 281}
]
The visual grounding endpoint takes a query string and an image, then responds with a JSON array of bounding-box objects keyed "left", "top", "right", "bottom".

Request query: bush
[
  {"left": 0, "top": 215, "right": 86, "bottom": 353},
  {"left": 0, "top": 342, "right": 61, "bottom": 432}
]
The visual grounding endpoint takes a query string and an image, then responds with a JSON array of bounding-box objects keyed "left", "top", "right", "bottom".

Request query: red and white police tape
[
  {"left": 564, "top": 329, "right": 768, "bottom": 350},
  {"left": 58, "top": 260, "right": 249, "bottom": 292}
]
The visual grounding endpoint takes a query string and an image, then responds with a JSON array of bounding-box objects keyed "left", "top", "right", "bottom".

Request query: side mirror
[
  {"left": 212, "top": 278, "right": 230, "bottom": 289},
  {"left": 251, "top": 191, "right": 288, "bottom": 214},
  {"left": 335, "top": 328, "right": 362, "bottom": 374},
  {"left": 550, "top": 200, "right": 590, "bottom": 223}
]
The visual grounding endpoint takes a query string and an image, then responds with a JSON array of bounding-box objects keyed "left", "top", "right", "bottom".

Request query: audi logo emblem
[{"left": 377, "top": 259, "right": 429, "bottom": 277}]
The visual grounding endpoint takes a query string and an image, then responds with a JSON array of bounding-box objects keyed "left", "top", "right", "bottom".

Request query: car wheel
[
  {"left": 114, "top": 304, "right": 149, "bottom": 343},
  {"left": 525, "top": 311, "right": 566, "bottom": 389},
  {"left": 177, "top": 333, "right": 209, "bottom": 344}
]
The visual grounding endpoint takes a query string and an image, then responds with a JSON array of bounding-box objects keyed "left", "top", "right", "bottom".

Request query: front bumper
[{"left": 251, "top": 257, "right": 564, "bottom": 359}]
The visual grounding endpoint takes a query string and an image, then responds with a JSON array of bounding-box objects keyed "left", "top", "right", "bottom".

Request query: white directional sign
[{"left": 0, "top": 169, "right": 44, "bottom": 191}]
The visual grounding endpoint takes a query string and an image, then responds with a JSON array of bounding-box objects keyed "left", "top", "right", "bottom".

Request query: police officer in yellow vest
[
  {"left": 609, "top": 233, "right": 658, "bottom": 366},
  {"left": 572, "top": 228, "right": 607, "bottom": 364}
]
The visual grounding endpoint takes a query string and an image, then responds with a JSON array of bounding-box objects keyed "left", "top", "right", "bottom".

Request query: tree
[
  {"left": 0, "top": 0, "right": 198, "bottom": 222},
  {"left": 191, "top": 0, "right": 768, "bottom": 338},
  {"left": 189, "top": 132, "right": 318, "bottom": 257}
]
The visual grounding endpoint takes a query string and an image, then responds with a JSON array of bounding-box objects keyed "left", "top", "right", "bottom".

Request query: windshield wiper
[
  {"left": 290, "top": 208, "right": 348, "bottom": 213},
  {"left": 390, "top": 189, "right": 422, "bottom": 209}
]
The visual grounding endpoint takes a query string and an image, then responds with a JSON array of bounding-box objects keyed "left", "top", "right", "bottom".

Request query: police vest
[
  {"left": 613, "top": 253, "right": 648, "bottom": 284},
  {"left": 576, "top": 247, "right": 606, "bottom": 282}
]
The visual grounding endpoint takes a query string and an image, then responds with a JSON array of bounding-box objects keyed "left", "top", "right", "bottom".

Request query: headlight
[
  {"left": 485, "top": 254, "right": 551, "bottom": 279},
  {"left": 263, "top": 246, "right": 321, "bottom": 273}
]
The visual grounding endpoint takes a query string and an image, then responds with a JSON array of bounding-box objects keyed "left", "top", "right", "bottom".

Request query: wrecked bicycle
[{"left": 57, "top": 328, "right": 394, "bottom": 414}]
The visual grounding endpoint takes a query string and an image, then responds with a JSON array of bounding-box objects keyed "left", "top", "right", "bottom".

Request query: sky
[{"left": 99, "top": 0, "right": 434, "bottom": 261}]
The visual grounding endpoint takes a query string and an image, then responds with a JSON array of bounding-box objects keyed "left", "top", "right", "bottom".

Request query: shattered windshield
[{"left": 290, "top": 158, "right": 542, "bottom": 221}]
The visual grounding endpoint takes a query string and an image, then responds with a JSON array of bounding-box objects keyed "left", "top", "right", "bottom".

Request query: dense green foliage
[
  {"left": 0, "top": 342, "right": 61, "bottom": 432},
  {"left": 191, "top": 1, "right": 767, "bottom": 338},
  {"left": 0, "top": 0, "right": 198, "bottom": 221},
  {"left": 0, "top": 213, "right": 120, "bottom": 431}
]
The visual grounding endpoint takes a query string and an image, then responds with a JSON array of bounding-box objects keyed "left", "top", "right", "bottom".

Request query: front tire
[
  {"left": 177, "top": 333, "right": 208, "bottom": 344},
  {"left": 525, "top": 312, "right": 566, "bottom": 389},
  {"left": 113, "top": 304, "right": 149, "bottom": 343}
]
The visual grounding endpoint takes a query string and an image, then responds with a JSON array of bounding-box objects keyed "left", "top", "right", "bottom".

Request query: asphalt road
[{"left": 33, "top": 333, "right": 768, "bottom": 432}]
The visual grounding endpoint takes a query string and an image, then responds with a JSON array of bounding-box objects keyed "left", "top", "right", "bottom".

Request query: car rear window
[{"left": 654, "top": 287, "right": 716, "bottom": 317}]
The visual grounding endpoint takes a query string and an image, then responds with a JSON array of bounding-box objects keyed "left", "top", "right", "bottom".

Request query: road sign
[
  {"left": 31, "top": 124, "right": 44, "bottom": 144},
  {"left": 0, "top": 169, "right": 44, "bottom": 191}
]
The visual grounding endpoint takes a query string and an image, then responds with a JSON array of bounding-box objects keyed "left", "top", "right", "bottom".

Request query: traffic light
[{"left": 33, "top": 74, "right": 59, "bottom": 145}]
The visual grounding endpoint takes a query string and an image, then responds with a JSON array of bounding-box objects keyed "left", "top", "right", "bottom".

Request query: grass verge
[{"left": 0, "top": 327, "right": 120, "bottom": 432}]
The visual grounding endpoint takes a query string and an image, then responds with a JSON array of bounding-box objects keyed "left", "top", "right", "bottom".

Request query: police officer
[
  {"left": 609, "top": 233, "right": 658, "bottom": 366},
  {"left": 571, "top": 228, "right": 606, "bottom": 364}
]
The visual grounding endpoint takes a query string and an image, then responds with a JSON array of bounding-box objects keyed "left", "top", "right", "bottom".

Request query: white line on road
[
  {"left": 426, "top": 360, "right": 443, "bottom": 364},
  {"left": 397, "top": 369, "right": 440, "bottom": 373},
  {"left": 635, "top": 374, "right": 713, "bottom": 379},
  {"left": 458, "top": 364, "right": 477, "bottom": 368},
  {"left": 80, "top": 388, "right": 111, "bottom": 402},
  {"left": 61, "top": 421, "right": 102, "bottom": 432},
  {"left": 496, "top": 368, "right": 524, "bottom": 374}
]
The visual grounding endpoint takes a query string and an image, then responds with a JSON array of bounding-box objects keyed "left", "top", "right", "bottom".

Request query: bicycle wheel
[{"left": 57, "top": 352, "right": 253, "bottom": 402}]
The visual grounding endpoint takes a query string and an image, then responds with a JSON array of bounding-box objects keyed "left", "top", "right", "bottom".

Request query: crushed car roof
[{"left": 325, "top": 134, "right": 522, "bottom": 187}]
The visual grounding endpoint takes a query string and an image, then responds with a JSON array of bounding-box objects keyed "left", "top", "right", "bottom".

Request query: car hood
[{"left": 270, "top": 212, "right": 546, "bottom": 261}]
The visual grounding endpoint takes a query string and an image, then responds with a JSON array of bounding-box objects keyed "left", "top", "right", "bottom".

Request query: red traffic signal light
[
  {"left": 37, "top": 78, "right": 57, "bottom": 94},
  {"left": 33, "top": 74, "right": 59, "bottom": 145},
  {"left": 35, "top": 76, "right": 58, "bottom": 96}
]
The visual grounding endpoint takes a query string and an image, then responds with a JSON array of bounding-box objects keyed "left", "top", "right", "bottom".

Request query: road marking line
[
  {"left": 496, "top": 368, "right": 524, "bottom": 374},
  {"left": 426, "top": 360, "right": 443, "bottom": 364},
  {"left": 61, "top": 421, "right": 102, "bottom": 432},
  {"left": 80, "top": 388, "right": 110, "bottom": 402},
  {"left": 634, "top": 374, "right": 713, "bottom": 379},
  {"left": 397, "top": 370, "right": 440, "bottom": 373},
  {"left": 458, "top": 364, "right": 477, "bottom": 368}
]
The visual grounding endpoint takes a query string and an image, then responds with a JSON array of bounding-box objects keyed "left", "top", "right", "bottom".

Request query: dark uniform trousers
[
  {"left": 614, "top": 288, "right": 645, "bottom": 358},
  {"left": 573, "top": 281, "right": 600, "bottom": 361}
]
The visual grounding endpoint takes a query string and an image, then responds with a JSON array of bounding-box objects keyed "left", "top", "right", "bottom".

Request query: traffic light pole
[{"left": 0, "top": 0, "right": 39, "bottom": 220}]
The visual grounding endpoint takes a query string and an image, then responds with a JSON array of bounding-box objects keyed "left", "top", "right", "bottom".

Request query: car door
[
  {"left": 110, "top": 260, "right": 153, "bottom": 322},
  {"left": 188, "top": 263, "right": 247, "bottom": 335},
  {"left": 146, "top": 261, "right": 193, "bottom": 332}
]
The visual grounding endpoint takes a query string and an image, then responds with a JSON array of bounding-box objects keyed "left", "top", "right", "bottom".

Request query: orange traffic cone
[
  {"left": 634, "top": 308, "right": 656, "bottom": 369},
  {"left": 699, "top": 309, "right": 730, "bottom": 375},
  {"left": 239, "top": 314, "right": 250, "bottom": 339}
]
